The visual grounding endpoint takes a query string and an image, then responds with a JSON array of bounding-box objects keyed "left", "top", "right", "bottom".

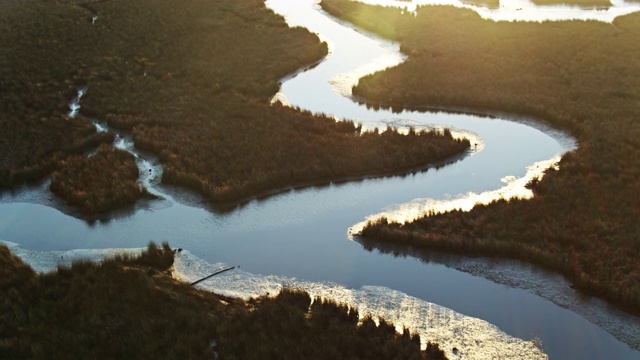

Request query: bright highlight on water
[
  {"left": 3, "top": 241, "right": 547, "bottom": 359},
  {"left": 357, "top": 0, "right": 640, "bottom": 22},
  {"left": 2, "top": 0, "right": 640, "bottom": 358}
]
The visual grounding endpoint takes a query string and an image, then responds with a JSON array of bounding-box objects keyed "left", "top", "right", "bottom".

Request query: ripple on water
[
  {"left": 1, "top": 241, "right": 548, "bottom": 360},
  {"left": 354, "top": 0, "right": 640, "bottom": 22},
  {"left": 349, "top": 155, "right": 563, "bottom": 236},
  {"left": 174, "top": 251, "right": 547, "bottom": 360},
  {"left": 5, "top": 0, "right": 636, "bottom": 358}
]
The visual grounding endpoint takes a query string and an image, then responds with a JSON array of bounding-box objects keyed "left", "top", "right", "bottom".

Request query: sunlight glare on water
[
  {"left": 2, "top": 0, "right": 638, "bottom": 358},
  {"left": 349, "top": 155, "right": 562, "bottom": 235},
  {"left": 2, "top": 241, "right": 547, "bottom": 360},
  {"left": 328, "top": 50, "right": 406, "bottom": 98},
  {"left": 355, "top": 0, "right": 640, "bottom": 22}
]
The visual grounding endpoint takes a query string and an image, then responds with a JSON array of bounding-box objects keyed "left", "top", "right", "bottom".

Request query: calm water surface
[
  {"left": 2, "top": 0, "right": 639, "bottom": 359},
  {"left": 358, "top": 0, "right": 640, "bottom": 22}
]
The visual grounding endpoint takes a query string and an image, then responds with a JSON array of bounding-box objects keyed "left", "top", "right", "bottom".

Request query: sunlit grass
[
  {"left": 0, "top": 242, "right": 447, "bottom": 359},
  {"left": 531, "top": 0, "right": 612, "bottom": 7},
  {"left": 323, "top": 0, "right": 640, "bottom": 313},
  {"left": 0, "top": 0, "right": 468, "bottom": 211}
]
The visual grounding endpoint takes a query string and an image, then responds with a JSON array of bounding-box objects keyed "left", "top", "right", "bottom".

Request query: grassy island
[
  {"left": 321, "top": 0, "right": 640, "bottom": 313},
  {"left": 0, "top": 0, "right": 469, "bottom": 212},
  {"left": 50, "top": 144, "right": 149, "bottom": 214},
  {"left": 0, "top": 243, "right": 447, "bottom": 359},
  {"left": 134, "top": 114, "right": 468, "bottom": 203}
]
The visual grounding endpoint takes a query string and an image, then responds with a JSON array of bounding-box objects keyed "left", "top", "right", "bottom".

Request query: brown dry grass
[
  {"left": 1, "top": 0, "right": 468, "bottom": 212},
  {"left": 322, "top": 0, "right": 640, "bottom": 313},
  {"left": 0, "top": 242, "right": 447, "bottom": 359}
]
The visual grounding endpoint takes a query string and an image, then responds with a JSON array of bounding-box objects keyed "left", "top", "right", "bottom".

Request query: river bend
[{"left": 2, "top": 0, "right": 640, "bottom": 359}]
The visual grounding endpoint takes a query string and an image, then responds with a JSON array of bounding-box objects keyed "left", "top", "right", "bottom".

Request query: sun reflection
[
  {"left": 349, "top": 155, "right": 562, "bottom": 237},
  {"left": 270, "top": 91, "right": 291, "bottom": 106},
  {"left": 4, "top": 241, "right": 549, "bottom": 359},
  {"left": 171, "top": 249, "right": 550, "bottom": 359},
  {"left": 329, "top": 50, "right": 406, "bottom": 98},
  {"left": 296, "top": 284, "right": 548, "bottom": 359},
  {"left": 353, "top": 0, "right": 640, "bottom": 22}
]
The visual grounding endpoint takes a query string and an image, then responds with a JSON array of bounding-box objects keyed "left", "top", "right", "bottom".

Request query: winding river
[{"left": 2, "top": 0, "right": 640, "bottom": 359}]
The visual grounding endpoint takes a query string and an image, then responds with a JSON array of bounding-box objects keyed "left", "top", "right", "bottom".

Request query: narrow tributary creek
[{"left": 2, "top": 1, "right": 640, "bottom": 359}]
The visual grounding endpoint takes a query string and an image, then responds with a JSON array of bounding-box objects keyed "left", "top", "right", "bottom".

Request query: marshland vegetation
[
  {"left": 0, "top": 242, "right": 447, "bottom": 359},
  {"left": 49, "top": 144, "right": 149, "bottom": 214},
  {"left": 530, "top": 0, "right": 612, "bottom": 7},
  {"left": 463, "top": 0, "right": 614, "bottom": 7},
  {"left": 134, "top": 112, "right": 468, "bottom": 203},
  {"left": 460, "top": 0, "right": 499, "bottom": 8},
  {"left": 322, "top": 0, "right": 640, "bottom": 313},
  {"left": 0, "top": 0, "right": 468, "bottom": 212}
]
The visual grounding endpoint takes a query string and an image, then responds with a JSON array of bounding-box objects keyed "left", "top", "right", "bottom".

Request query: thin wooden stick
[{"left": 190, "top": 266, "right": 236, "bottom": 286}]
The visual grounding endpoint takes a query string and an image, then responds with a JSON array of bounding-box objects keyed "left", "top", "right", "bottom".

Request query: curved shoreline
[
  {"left": 1, "top": 240, "right": 549, "bottom": 359},
  {"left": 2, "top": 0, "right": 636, "bottom": 358},
  {"left": 356, "top": 220, "right": 640, "bottom": 319},
  {"left": 324, "top": 0, "right": 640, "bottom": 317},
  {"left": 351, "top": 236, "right": 640, "bottom": 350},
  {"left": 0, "top": 140, "right": 466, "bottom": 220},
  {"left": 271, "top": 0, "right": 640, "bottom": 355},
  {"left": 349, "top": 94, "right": 579, "bottom": 152},
  {"left": 177, "top": 146, "right": 471, "bottom": 212}
]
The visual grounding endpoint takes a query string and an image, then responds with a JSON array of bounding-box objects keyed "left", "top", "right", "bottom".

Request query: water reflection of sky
[
  {"left": 357, "top": 0, "right": 640, "bottom": 22},
  {"left": 3, "top": 241, "right": 551, "bottom": 359},
  {"left": 1, "top": 0, "right": 640, "bottom": 359},
  {"left": 266, "top": 0, "right": 639, "bottom": 358},
  {"left": 349, "top": 155, "right": 563, "bottom": 235}
]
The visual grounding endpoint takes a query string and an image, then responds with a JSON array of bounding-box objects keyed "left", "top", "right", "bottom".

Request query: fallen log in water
[{"left": 190, "top": 266, "right": 236, "bottom": 286}]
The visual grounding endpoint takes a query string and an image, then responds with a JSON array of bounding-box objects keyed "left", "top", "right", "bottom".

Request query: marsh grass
[
  {"left": 460, "top": 0, "right": 500, "bottom": 8},
  {"left": 530, "top": 0, "right": 612, "bottom": 7},
  {"left": 322, "top": 0, "right": 640, "bottom": 313},
  {"left": 1, "top": 0, "right": 468, "bottom": 212},
  {"left": 49, "top": 144, "right": 149, "bottom": 214},
  {"left": 0, "top": 242, "right": 446, "bottom": 359}
]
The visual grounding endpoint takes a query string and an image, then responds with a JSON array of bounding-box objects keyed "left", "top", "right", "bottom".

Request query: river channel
[{"left": 2, "top": 0, "right": 640, "bottom": 359}]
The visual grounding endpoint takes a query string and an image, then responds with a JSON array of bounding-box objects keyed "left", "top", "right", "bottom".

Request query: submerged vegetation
[
  {"left": 50, "top": 144, "right": 149, "bottom": 214},
  {"left": 0, "top": 243, "right": 447, "bottom": 359},
  {"left": 322, "top": 0, "right": 640, "bottom": 313},
  {"left": 0, "top": 0, "right": 468, "bottom": 212}
]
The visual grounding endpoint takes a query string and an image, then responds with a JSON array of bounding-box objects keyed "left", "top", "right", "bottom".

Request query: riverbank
[
  {"left": 49, "top": 144, "right": 152, "bottom": 214},
  {"left": 531, "top": 0, "right": 612, "bottom": 7},
  {"left": 208, "top": 146, "right": 471, "bottom": 211},
  {"left": 460, "top": 0, "right": 499, "bottom": 8},
  {"left": 322, "top": 0, "right": 640, "bottom": 313},
  {"left": 0, "top": 0, "right": 469, "bottom": 215},
  {"left": 0, "top": 242, "right": 447, "bottom": 359},
  {"left": 136, "top": 117, "right": 469, "bottom": 205}
]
